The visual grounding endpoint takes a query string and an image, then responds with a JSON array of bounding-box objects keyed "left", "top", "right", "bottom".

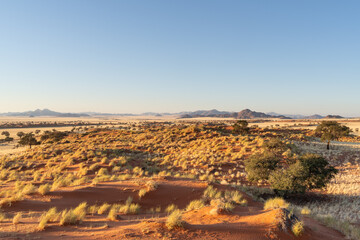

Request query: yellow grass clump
[{"left": 264, "top": 197, "right": 289, "bottom": 210}]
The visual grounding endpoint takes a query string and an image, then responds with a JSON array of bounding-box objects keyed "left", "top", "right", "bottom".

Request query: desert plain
[{"left": 0, "top": 116, "right": 360, "bottom": 240}]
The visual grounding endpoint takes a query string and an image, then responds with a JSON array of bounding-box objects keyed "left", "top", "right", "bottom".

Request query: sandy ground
[{"left": 0, "top": 179, "right": 346, "bottom": 240}]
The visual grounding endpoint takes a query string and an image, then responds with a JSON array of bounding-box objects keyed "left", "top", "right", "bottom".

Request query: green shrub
[
  {"left": 269, "top": 154, "right": 337, "bottom": 195},
  {"left": 245, "top": 152, "right": 278, "bottom": 182}
]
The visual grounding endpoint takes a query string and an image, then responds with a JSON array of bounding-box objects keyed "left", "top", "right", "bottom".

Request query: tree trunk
[{"left": 327, "top": 141, "right": 330, "bottom": 150}]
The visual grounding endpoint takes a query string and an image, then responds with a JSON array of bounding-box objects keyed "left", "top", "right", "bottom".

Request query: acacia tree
[
  {"left": 232, "top": 120, "right": 250, "bottom": 135},
  {"left": 1, "top": 131, "right": 10, "bottom": 138},
  {"left": 18, "top": 133, "right": 39, "bottom": 149},
  {"left": 315, "top": 121, "right": 350, "bottom": 150},
  {"left": 1, "top": 131, "right": 13, "bottom": 141},
  {"left": 17, "top": 131, "right": 25, "bottom": 138}
]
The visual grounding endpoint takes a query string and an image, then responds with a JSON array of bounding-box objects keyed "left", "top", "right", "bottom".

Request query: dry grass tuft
[
  {"left": 166, "top": 209, "right": 183, "bottom": 230},
  {"left": 264, "top": 197, "right": 289, "bottom": 210}
]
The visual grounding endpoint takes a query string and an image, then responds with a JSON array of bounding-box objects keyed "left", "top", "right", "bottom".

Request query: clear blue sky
[{"left": 1, "top": 0, "right": 359, "bottom": 116}]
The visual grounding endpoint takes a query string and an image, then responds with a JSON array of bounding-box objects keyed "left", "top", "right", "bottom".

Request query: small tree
[
  {"left": 233, "top": 120, "right": 250, "bottom": 135},
  {"left": 244, "top": 152, "right": 278, "bottom": 182},
  {"left": 17, "top": 131, "right": 25, "bottom": 138},
  {"left": 18, "top": 133, "right": 39, "bottom": 149},
  {"left": 1, "top": 131, "right": 13, "bottom": 142},
  {"left": 315, "top": 121, "right": 350, "bottom": 150},
  {"left": 1, "top": 131, "right": 10, "bottom": 138}
]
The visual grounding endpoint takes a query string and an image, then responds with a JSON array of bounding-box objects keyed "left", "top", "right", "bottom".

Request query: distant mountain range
[
  {"left": 266, "top": 112, "right": 344, "bottom": 119},
  {"left": 0, "top": 109, "right": 89, "bottom": 117},
  {"left": 0, "top": 108, "right": 346, "bottom": 119},
  {"left": 178, "top": 109, "right": 290, "bottom": 119}
]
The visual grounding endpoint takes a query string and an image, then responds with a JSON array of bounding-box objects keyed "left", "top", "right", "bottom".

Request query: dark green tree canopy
[
  {"left": 1, "top": 131, "right": 13, "bottom": 142},
  {"left": 17, "top": 131, "right": 25, "bottom": 138},
  {"left": 18, "top": 133, "right": 39, "bottom": 148},
  {"left": 1, "top": 131, "right": 10, "bottom": 137},
  {"left": 233, "top": 120, "right": 250, "bottom": 135},
  {"left": 40, "top": 130, "right": 68, "bottom": 143},
  {"left": 244, "top": 152, "right": 278, "bottom": 182},
  {"left": 315, "top": 121, "right": 350, "bottom": 149},
  {"left": 269, "top": 153, "right": 337, "bottom": 195}
]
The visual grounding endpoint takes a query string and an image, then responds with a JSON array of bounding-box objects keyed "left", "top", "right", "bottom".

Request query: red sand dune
[{"left": 1, "top": 178, "right": 347, "bottom": 240}]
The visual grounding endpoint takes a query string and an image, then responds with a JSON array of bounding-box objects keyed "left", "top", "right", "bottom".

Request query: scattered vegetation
[{"left": 0, "top": 120, "right": 359, "bottom": 238}]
